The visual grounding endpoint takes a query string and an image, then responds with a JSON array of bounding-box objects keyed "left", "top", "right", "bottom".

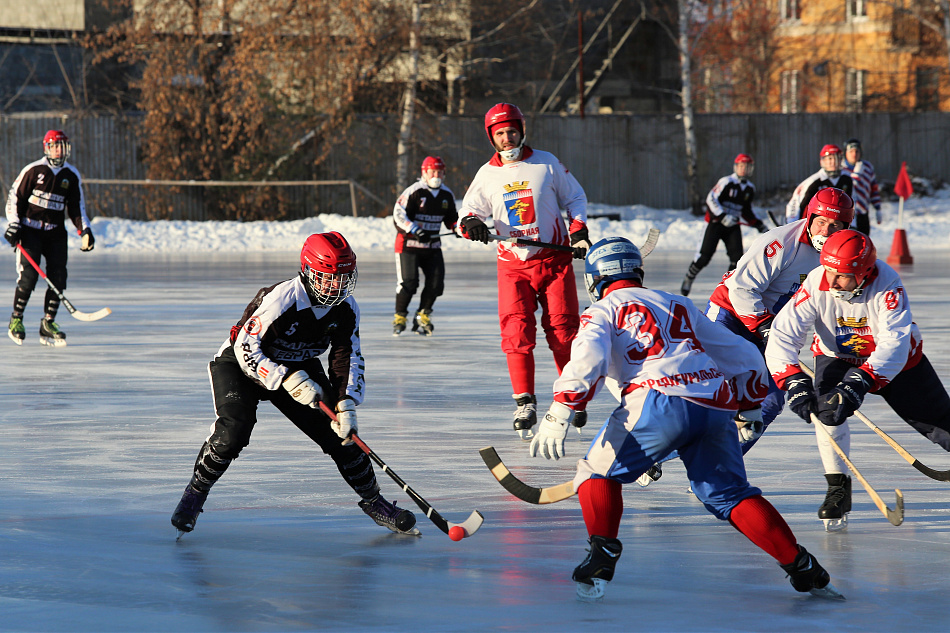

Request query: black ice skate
[
  {"left": 359, "top": 494, "right": 420, "bottom": 535},
  {"left": 572, "top": 535, "right": 623, "bottom": 601},
  {"left": 780, "top": 545, "right": 845, "bottom": 601},
  {"left": 636, "top": 463, "right": 663, "bottom": 487},
  {"left": 39, "top": 317, "right": 66, "bottom": 347},
  {"left": 171, "top": 484, "right": 209, "bottom": 540},
  {"left": 818, "top": 473, "right": 852, "bottom": 532},
  {"left": 412, "top": 310, "right": 434, "bottom": 336},
  {"left": 8, "top": 315, "right": 25, "bottom": 345},
  {"left": 393, "top": 313, "right": 407, "bottom": 336},
  {"left": 512, "top": 393, "right": 537, "bottom": 440}
]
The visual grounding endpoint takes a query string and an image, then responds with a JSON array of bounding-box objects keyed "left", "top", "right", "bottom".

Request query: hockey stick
[
  {"left": 479, "top": 446, "right": 575, "bottom": 504},
  {"left": 799, "top": 364, "right": 950, "bottom": 481},
  {"left": 810, "top": 413, "right": 904, "bottom": 526},
  {"left": 487, "top": 227, "right": 662, "bottom": 258},
  {"left": 15, "top": 244, "right": 111, "bottom": 322},
  {"left": 639, "top": 227, "right": 661, "bottom": 257},
  {"left": 767, "top": 210, "right": 784, "bottom": 227},
  {"left": 318, "top": 402, "right": 484, "bottom": 538}
]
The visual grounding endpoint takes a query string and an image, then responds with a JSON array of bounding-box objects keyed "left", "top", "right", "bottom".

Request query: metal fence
[{"left": 2, "top": 111, "right": 948, "bottom": 219}]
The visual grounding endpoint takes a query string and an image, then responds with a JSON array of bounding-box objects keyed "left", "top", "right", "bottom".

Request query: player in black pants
[
  {"left": 391, "top": 156, "right": 458, "bottom": 336},
  {"left": 4, "top": 130, "right": 95, "bottom": 346},
  {"left": 681, "top": 154, "right": 765, "bottom": 296},
  {"left": 171, "top": 232, "right": 418, "bottom": 538}
]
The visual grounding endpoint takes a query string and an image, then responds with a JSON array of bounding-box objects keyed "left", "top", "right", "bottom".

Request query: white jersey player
[
  {"left": 527, "top": 236, "right": 843, "bottom": 602},
  {"left": 765, "top": 229, "right": 950, "bottom": 530},
  {"left": 705, "top": 187, "right": 854, "bottom": 451}
]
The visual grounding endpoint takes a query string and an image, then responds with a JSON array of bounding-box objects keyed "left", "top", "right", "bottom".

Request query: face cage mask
[
  {"left": 304, "top": 268, "right": 358, "bottom": 307},
  {"left": 425, "top": 176, "right": 442, "bottom": 189},
  {"left": 44, "top": 140, "right": 70, "bottom": 167}
]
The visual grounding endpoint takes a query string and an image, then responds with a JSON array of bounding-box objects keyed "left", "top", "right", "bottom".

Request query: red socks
[
  {"left": 578, "top": 478, "right": 623, "bottom": 538},
  {"left": 728, "top": 495, "right": 799, "bottom": 565},
  {"left": 507, "top": 353, "right": 535, "bottom": 395}
]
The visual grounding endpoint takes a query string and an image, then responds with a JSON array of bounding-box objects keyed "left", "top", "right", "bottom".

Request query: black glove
[
  {"left": 570, "top": 227, "right": 592, "bottom": 260},
  {"left": 460, "top": 216, "right": 490, "bottom": 244},
  {"left": 410, "top": 226, "right": 430, "bottom": 243},
  {"left": 755, "top": 221, "right": 768, "bottom": 233},
  {"left": 785, "top": 372, "right": 818, "bottom": 423},
  {"left": 819, "top": 367, "right": 873, "bottom": 426},
  {"left": 755, "top": 320, "right": 771, "bottom": 342},
  {"left": 4, "top": 222, "right": 20, "bottom": 248},
  {"left": 80, "top": 227, "right": 95, "bottom": 252}
]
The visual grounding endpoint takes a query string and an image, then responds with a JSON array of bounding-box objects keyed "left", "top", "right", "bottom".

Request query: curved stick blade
[
  {"left": 448, "top": 510, "right": 485, "bottom": 537},
  {"left": 71, "top": 307, "right": 112, "bottom": 322},
  {"left": 479, "top": 446, "right": 575, "bottom": 505}
]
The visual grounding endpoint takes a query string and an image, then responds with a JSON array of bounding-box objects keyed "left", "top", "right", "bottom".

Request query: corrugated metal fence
[{"left": 2, "top": 111, "right": 948, "bottom": 219}]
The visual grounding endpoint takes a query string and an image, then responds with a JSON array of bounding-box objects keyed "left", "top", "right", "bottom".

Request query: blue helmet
[{"left": 584, "top": 237, "right": 644, "bottom": 302}]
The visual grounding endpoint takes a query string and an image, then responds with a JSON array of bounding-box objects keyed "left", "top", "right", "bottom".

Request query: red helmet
[
  {"left": 820, "top": 229, "right": 877, "bottom": 288},
  {"left": 734, "top": 153, "right": 753, "bottom": 164},
  {"left": 820, "top": 144, "right": 842, "bottom": 158},
  {"left": 484, "top": 103, "right": 526, "bottom": 143},
  {"left": 421, "top": 156, "right": 445, "bottom": 172},
  {"left": 43, "top": 129, "right": 70, "bottom": 167},
  {"left": 299, "top": 232, "right": 358, "bottom": 306},
  {"left": 807, "top": 187, "right": 854, "bottom": 226}
]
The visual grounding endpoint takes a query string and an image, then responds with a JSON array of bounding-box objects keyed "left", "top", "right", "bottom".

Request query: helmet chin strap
[
  {"left": 809, "top": 230, "right": 827, "bottom": 252},
  {"left": 830, "top": 283, "right": 865, "bottom": 302},
  {"left": 499, "top": 146, "right": 522, "bottom": 162},
  {"left": 425, "top": 176, "right": 442, "bottom": 189}
]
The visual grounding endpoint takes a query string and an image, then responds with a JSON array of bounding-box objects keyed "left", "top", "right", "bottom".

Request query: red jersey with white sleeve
[
  {"left": 708, "top": 218, "right": 819, "bottom": 333},
  {"left": 765, "top": 261, "right": 922, "bottom": 392},
  {"left": 553, "top": 283, "right": 768, "bottom": 413},
  {"left": 457, "top": 147, "right": 587, "bottom": 266}
]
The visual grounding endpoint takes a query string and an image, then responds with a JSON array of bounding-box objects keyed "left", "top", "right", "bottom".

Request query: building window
[
  {"left": 916, "top": 67, "right": 940, "bottom": 111},
  {"left": 781, "top": 70, "right": 802, "bottom": 113},
  {"left": 847, "top": 0, "right": 868, "bottom": 20},
  {"left": 846, "top": 69, "right": 866, "bottom": 112},
  {"left": 781, "top": 0, "right": 801, "bottom": 21}
]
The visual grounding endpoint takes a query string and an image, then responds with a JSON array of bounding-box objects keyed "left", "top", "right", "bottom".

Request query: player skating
[
  {"left": 457, "top": 102, "right": 592, "bottom": 439},
  {"left": 785, "top": 144, "right": 854, "bottom": 223},
  {"left": 528, "top": 237, "right": 843, "bottom": 602},
  {"left": 4, "top": 130, "right": 95, "bottom": 346},
  {"left": 171, "top": 232, "right": 418, "bottom": 538},
  {"left": 703, "top": 187, "right": 854, "bottom": 453},
  {"left": 765, "top": 229, "right": 950, "bottom": 531},
  {"left": 392, "top": 156, "right": 458, "bottom": 336},
  {"left": 841, "top": 138, "right": 882, "bottom": 236},
  {"left": 680, "top": 153, "right": 767, "bottom": 296}
]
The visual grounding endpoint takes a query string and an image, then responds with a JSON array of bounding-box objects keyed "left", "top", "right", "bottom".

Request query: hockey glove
[
  {"left": 410, "top": 226, "right": 430, "bottom": 243},
  {"left": 4, "top": 222, "right": 20, "bottom": 248},
  {"left": 332, "top": 398, "right": 358, "bottom": 441},
  {"left": 755, "top": 221, "right": 768, "bottom": 233},
  {"left": 735, "top": 407, "right": 764, "bottom": 444},
  {"left": 720, "top": 214, "right": 739, "bottom": 228},
  {"left": 80, "top": 227, "right": 95, "bottom": 252},
  {"left": 283, "top": 370, "right": 324, "bottom": 408},
  {"left": 459, "top": 216, "right": 490, "bottom": 243},
  {"left": 529, "top": 401, "right": 572, "bottom": 460},
  {"left": 570, "top": 227, "right": 592, "bottom": 260},
  {"left": 819, "top": 367, "right": 873, "bottom": 426},
  {"left": 785, "top": 372, "right": 818, "bottom": 423}
]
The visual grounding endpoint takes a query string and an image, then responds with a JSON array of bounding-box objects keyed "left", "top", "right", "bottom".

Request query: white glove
[
  {"left": 282, "top": 370, "right": 323, "bottom": 408},
  {"left": 720, "top": 214, "right": 738, "bottom": 228},
  {"left": 529, "top": 401, "right": 573, "bottom": 460},
  {"left": 735, "top": 407, "right": 764, "bottom": 444},
  {"left": 332, "top": 398, "right": 358, "bottom": 441}
]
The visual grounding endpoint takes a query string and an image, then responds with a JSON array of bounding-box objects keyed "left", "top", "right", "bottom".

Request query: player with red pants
[
  {"left": 766, "top": 229, "right": 950, "bottom": 531},
  {"left": 458, "top": 103, "right": 592, "bottom": 439},
  {"left": 170, "top": 233, "right": 418, "bottom": 538},
  {"left": 528, "top": 237, "right": 843, "bottom": 602}
]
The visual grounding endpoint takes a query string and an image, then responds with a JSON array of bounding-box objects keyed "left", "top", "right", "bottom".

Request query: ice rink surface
[{"left": 3, "top": 247, "right": 950, "bottom": 632}]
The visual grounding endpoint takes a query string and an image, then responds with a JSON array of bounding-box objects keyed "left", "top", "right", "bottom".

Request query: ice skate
[
  {"left": 780, "top": 545, "right": 845, "bottom": 601},
  {"left": 636, "top": 463, "right": 663, "bottom": 487},
  {"left": 39, "top": 317, "right": 66, "bottom": 347},
  {"left": 512, "top": 393, "right": 537, "bottom": 440},
  {"left": 392, "top": 313, "right": 407, "bottom": 336},
  {"left": 8, "top": 315, "right": 24, "bottom": 345},
  {"left": 412, "top": 310, "right": 434, "bottom": 336},
  {"left": 680, "top": 275, "right": 694, "bottom": 296},
  {"left": 171, "top": 484, "right": 209, "bottom": 540},
  {"left": 572, "top": 535, "right": 623, "bottom": 601},
  {"left": 359, "top": 494, "right": 420, "bottom": 535},
  {"left": 818, "top": 474, "right": 851, "bottom": 532}
]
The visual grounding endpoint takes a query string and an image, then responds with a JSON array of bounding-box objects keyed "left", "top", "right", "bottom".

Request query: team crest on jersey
[
  {"left": 836, "top": 331, "right": 875, "bottom": 357},
  {"left": 503, "top": 188, "right": 536, "bottom": 227},
  {"left": 836, "top": 316, "right": 868, "bottom": 328},
  {"left": 60, "top": 179, "right": 70, "bottom": 190},
  {"left": 244, "top": 317, "right": 262, "bottom": 336}
]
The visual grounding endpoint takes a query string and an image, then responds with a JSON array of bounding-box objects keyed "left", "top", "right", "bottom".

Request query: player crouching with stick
[
  {"left": 171, "top": 232, "right": 417, "bottom": 538},
  {"left": 765, "top": 229, "right": 950, "bottom": 531},
  {"left": 528, "top": 237, "right": 843, "bottom": 602}
]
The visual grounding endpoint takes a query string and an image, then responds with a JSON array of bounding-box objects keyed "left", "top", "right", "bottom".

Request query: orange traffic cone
[{"left": 886, "top": 229, "right": 914, "bottom": 266}]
